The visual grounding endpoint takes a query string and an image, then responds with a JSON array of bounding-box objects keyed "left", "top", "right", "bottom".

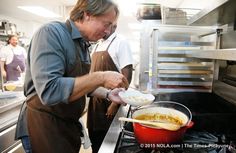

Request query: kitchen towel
[{"left": 79, "top": 118, "right": 92, "bottom": 149}]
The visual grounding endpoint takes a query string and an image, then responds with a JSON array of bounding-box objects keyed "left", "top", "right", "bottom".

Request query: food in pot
[
  {"left": 132, "top": 106, "right": 189, "bottom": 127},
  {"left": 134, "top": 113, "right": 183, "bottom": 126},
  {"left": 131, "top": 101, "right": 193, "bottom": 145}
]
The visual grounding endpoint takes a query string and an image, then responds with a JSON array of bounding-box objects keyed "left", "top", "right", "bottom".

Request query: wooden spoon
[{"left": 119, "top": 117, "right": 181, "bottom": 131}]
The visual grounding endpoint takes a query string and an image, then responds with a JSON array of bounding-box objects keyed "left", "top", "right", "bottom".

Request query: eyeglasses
[
  {"left": 100, "top": 19, "right": 113, "bottom": 31},
  {"left": 91, "top": 16, "right": 116, "bottom": 32}
]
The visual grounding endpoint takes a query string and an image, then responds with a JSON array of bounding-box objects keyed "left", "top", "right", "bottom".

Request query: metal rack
[
  {"left": 186, "top": 48, "right": 236, "bottom": 61},
  {"left": 139, "top": 24, "right": 218, "bottom": 94}
]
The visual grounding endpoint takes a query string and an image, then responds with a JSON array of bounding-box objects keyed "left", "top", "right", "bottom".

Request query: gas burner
[
  {"left": 229, "top": 141, "right": 236, "bottom": 153},
  {"left": 115, "top": 129, "right": 236, "bottom": 153},
  {"left": 115, "top": 129, "right": 141, "bottom": 153},
  {"left": 183, "top": 131, "right": 218, "bottom": 144}
]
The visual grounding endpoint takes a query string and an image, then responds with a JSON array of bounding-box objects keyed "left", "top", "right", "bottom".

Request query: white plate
[{"left": 119, "top": 90, "right": 155, "bottom": 106}]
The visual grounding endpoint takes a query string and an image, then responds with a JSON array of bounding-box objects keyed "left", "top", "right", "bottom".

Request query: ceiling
[
  {"left": 0, "top": 0, "right": 73, "bottom": 23},
  {"left": 0, "top": 0, "right": 212, "bottom": 42},
  {"left": 0, "top": 0, "right": 213, "bottom": 23}
]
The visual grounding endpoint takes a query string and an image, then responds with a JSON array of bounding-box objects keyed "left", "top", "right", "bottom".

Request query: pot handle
[
  {"left": 186, "top": 121, "right": 194, "bottom": 129},
  {"left": 130, "top": 105, "right": 143, "bottom": 115}
]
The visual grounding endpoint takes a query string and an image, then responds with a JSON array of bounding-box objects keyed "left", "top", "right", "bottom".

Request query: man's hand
[{"left": 103, "top": 71, "right": 129, "bottom": 89}]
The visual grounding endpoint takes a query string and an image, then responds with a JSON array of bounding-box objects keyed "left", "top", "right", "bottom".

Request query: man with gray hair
[{"left": 15, "top": 0, "right": 128, "bottom": 153}]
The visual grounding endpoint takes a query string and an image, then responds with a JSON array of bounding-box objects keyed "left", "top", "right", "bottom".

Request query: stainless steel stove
[{"left": 114, "top": 92, "right": 236, "bottom": 153}]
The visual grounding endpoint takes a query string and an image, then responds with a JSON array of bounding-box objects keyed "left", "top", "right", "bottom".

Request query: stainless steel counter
[
  {"left": 0, "top": 91, "right": 25, "bottom": 152},
  {"left": 98, "top": 105, "right": 129, "bottom": 153},
  {"left": 0, "top": 91, "right": 25, "bottom": 131}
]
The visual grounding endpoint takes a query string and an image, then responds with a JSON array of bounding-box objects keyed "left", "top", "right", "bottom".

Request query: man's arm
[
  {"left": 68, "top": 71, "right": 129, "bottom": 102},
  {"left": 0, "top": 60, "right": 6, "bottom": 79}
]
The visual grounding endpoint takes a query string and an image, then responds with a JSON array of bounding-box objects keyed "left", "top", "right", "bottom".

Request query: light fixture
[
  {"left": 117, "top": 0, "right": 138, "bottom": 17},
  {"left": 18, "top": 6, "right": 62, "bottom": 18},
  {"left": 128, "top": 23, "right": 142, "bottom": 30}
]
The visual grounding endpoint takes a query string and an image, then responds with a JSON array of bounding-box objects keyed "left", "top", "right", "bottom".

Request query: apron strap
[
  {"left": 94, "top": 36, "right": 117, "bottom": 53},
  {"left": 106, "top": 35, "right": 116, "bottom": 51}
]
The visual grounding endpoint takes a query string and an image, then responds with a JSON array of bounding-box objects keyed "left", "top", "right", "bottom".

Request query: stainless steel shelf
[
  {"left": 158, "top": 69, "right": 212, "bottom": 74},
  {"left": 158, "top": 57, "right": 212, "bottom": 62},
  {"left": 186, "top": 49, "right": 236, "bottom": 61},
  {"left": 150, "top": 26, "right": 216, "bottom": 94},
  {"left": 157, "top": 63, "right": 213, "bottom": 70},
  {"left": 158, "top": 41, "right": 214, "bottom": 46},
  {"left": 153, "top": 88, "right": 211, "bottom": 94},
  {"left": 150, "top": 24, "right": 216, "bottom": 35},
  {"left": 139, "top": 25, "right": 217, "bottom": 93},
  {"left": 158, "top": 74, "right": 213, "bottom": 79},
  {"left": 188, "top": 0, "right": 236, "bottom": 26},
  {"left": 157, "top": 81, "right": 212, "bottom": 86},
  {"left": 158, "top": 46, "right": 201, "bottom": 50}
]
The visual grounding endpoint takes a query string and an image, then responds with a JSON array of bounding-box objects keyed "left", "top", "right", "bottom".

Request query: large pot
[{"left": 131, "top": 101, "right": 193, "bottom": 145}]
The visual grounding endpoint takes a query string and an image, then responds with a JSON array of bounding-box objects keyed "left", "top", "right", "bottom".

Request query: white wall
[{"left": 0, "top": 14, "right": 42, "bottom": 44}]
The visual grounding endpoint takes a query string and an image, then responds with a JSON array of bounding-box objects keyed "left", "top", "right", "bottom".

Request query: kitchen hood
[{"left": 188, "top": 0, "right": 236, "bottom": 27}]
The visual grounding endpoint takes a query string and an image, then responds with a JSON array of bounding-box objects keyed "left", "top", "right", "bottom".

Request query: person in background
[
  {"left": 15, "top": 0, "right": 129, "bottom": 153},
  {"left": 0, "top": 35, "right": 26, "bottom": 82},
  {"left": 87, "top": 23, "right": 133, "bottom": 153}
]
